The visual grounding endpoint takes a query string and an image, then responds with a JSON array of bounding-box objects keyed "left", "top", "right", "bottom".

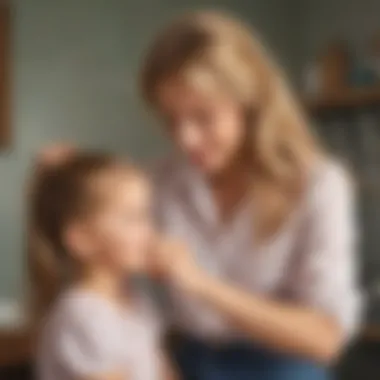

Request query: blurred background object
[
  {"left": 368, "top": 31, "right": 380, "bottom": 81},
  {"left": 320, "top": 42, "right": 351, "bottom": 95},
  {"left": 303, "top": 42, "right": 352, "bottom": 99}
]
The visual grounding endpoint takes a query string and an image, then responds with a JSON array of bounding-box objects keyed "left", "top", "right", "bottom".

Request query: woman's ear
[{"left": 63, "top": 222, "right": 94, "bottom": 262}]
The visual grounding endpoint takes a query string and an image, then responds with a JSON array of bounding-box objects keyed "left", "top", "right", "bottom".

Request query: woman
[
  {"left": 139, "top": 10, "right": 361, "bottom": 380},
  {"left": 39, "top": 10, "right": 361, "bottom": 380}
]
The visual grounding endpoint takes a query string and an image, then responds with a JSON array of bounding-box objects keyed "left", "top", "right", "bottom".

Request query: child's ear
[{"left": 63, "top": 222, "right": 94, "bottom": 261}]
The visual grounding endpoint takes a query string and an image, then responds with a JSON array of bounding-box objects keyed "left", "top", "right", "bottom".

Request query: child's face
[{"left": 76, "top": 172, "right": 154, "bottom": 274}]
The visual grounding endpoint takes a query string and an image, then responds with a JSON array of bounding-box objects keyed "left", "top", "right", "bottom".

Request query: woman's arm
[
  {"left": 158, "top": 240, "right": 342, "bottom": 363},
  {"left": 191, "top": 273, "right": 342, "bottom": 363}
]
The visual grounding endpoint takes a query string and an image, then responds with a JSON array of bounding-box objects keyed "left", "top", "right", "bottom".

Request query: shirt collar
[
  {"left": 175, "top": 157, "right": 253, "bottom": 233},
  {"left": 176, "top": 157, "right": 219, "bottom": 227}
]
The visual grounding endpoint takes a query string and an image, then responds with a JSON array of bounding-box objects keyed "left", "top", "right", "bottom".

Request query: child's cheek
[{"left": 113, "top": 235, "right": 148, "bottom": 273}]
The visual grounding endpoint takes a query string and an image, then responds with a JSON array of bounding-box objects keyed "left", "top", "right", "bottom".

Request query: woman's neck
[
  {"left": 208, "top": 159, "right": 252, "bottom": 223},
  {"left": 210, "top": 163, "right": 250, "bottom": 189},
  {"left": 208, "top": 149, "right": 251, "bottom": 187}
]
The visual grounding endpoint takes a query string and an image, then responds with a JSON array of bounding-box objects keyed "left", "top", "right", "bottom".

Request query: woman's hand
[
  {"left": 150, "top": 239, "right": 342, "bottom": 364},
  {"left": 151, "top": 237, "right": 206, "bottom": 294}
]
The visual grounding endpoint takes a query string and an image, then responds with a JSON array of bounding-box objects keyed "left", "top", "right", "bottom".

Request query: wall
[
  {"left": 0, "top": 0, "right": 297, "bottom": 298},
  {"left": 301, "top": 0, "right": 380, "bottom": 64},
  {"left": 300, "top": 0, "right": 380, "bottom": 298}
]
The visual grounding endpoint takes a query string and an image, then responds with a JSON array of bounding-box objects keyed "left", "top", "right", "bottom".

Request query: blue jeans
[{"left": 171, "top": 336, "right": 331, "bottom": 380}]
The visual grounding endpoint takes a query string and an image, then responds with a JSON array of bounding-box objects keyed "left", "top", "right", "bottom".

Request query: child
[{"left": 29, "top": 152, "right": 173, "bottom": 380}]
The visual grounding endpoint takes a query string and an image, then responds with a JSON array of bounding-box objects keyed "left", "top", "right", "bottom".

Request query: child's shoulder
[
  {"left": 39, "top": 288, "right": 124, "bottom": 358},
  {"left": 57, "top": 288, "right": 111, "bottom": 312},
  {"left": 37, "top": 289, "right": 128, "bottom": 378},
  {"left": 48, "top": 288, "right": 122, "bottom": 332}
]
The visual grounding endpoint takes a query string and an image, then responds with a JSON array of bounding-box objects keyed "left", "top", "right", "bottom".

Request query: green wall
[{"left": 0, "top": 0, "right": 297, "bottom": 298}]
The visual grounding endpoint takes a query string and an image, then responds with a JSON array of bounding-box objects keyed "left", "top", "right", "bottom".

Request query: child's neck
[{"left": 75, "top": 266, "right": 129, "bottom": 305}]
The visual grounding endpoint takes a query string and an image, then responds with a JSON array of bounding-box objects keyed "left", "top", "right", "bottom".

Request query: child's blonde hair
[
  {"left": 27, "top": 153, "right": 140, "bottom": 322},
  {"left": 141, "top": 11, "right": 323, "bottom": 241}
]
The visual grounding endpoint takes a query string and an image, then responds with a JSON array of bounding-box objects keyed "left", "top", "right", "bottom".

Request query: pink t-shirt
[{"left": 36, "top": 288, "right": 161, "bottom": 380}]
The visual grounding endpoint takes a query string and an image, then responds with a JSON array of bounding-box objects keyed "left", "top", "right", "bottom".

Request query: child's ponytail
[
  {"left": 27, "top": 168, "right": 63, "bottom": 324},
  {"left": 27, "top": 226, "right": 62, "bottom": 324}
]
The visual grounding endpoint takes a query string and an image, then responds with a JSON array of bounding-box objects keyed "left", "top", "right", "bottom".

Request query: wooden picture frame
[{"left": 0, "top": 1, "right": 10, "bottom": 149}]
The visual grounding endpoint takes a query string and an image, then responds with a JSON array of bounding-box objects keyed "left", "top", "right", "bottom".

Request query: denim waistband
[{"left": 170, "top": 333, "right": 331, "bottom": 380}]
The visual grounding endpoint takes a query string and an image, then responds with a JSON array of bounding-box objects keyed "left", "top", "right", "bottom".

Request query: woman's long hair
[{"left": 141, "top": 10, "right": 322, "bottom": 241}]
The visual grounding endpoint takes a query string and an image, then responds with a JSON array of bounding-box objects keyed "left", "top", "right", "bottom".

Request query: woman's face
[{"left": 157, "top": 78, "right": 247, "bottom": 175}]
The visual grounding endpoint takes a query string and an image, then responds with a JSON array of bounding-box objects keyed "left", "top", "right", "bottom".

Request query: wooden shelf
[{"left": 307, "top": 87, "right": 380, "bottom": 111}]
